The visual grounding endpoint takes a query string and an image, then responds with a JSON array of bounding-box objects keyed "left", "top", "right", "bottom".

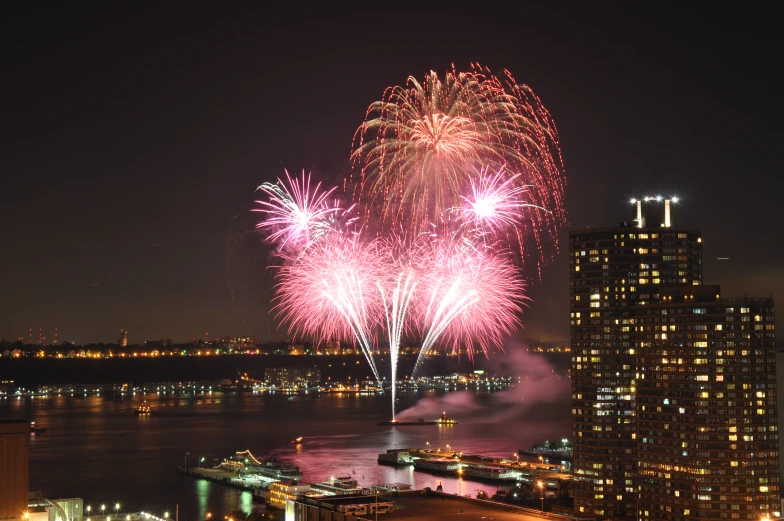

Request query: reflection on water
[{"left": 1, "top": 388, "right": 569, "bottom": 519}]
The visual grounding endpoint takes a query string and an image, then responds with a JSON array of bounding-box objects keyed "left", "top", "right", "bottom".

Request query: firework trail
[
  {"left": 352, "top": 63, "right": 566, "bottom": 273},
  {"left": 253, "top": 169, "right": 341, "bottom": 252},
  {"left": 274, "top": 233, "right": 384, "bottom": 386},
  {"left": 412, "top": 241, "right": 526, "bottom": 377},
  {"left": 376, "top": 239, "right": 421, "bottom": 419}
]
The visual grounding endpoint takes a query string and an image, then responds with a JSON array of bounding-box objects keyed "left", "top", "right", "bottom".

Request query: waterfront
[{"left": 1, "top": 385, "right": 570, "bottom": 520}]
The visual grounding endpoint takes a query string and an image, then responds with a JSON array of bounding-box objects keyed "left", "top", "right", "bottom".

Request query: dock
[
  {"left": 177, "top": 466, "right": 272, "bottom": 500},
  {"left": 404, "top": 447, "right": 567, "bottom": 471},
  {"left": 518, "top": 448, "right": 573, "bottom": 461}
]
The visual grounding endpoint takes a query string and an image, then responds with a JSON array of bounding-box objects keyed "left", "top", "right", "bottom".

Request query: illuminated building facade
[
  {"left": 0, "top": 420, "right": 29, "bottom": 521},
  {"left": 119, "top": 329, "right": 128, "bottom": 347},
  {"left": 268, "top": 479, "right": 310, "bottom": 509},
  {"left": 264, "top": 367, "right": 321, "bottom": 388},
  {"left": 635, "top": 285, "right": 778, "bottom": 520},
  {"left": 570, "top": 197, "right": 703, "bottom": 519},
  {"left": 571, "top": 197, "right": 779, "bottom": 520}
]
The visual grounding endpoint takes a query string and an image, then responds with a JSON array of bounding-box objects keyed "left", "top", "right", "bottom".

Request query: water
[{"left": 2, "top": 387, "right": 570, "bottom": 521}]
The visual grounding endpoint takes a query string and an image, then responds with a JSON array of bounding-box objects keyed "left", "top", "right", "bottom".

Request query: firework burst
[
  {"left": 253, "top": 169, "right": 341, "bottom": 251},
  {"left": 352, "top": 63, "right": 566, "bottom": 272},
  {"left": 412, "top": 240, "right": 526, "bottom": 377},
  {"left": 274, "top": 233, "right": 384, "bottom": 385}
]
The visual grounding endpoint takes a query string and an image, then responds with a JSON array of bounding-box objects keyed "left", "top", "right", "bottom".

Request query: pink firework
[
  {"left": 253, "top": 169, "right": 340, "bottom": 251},
  {"left": 274, "top": 232, "right": 384, "bottom": 384},
  {"left": 457, "top": 167, "right": 540, "bottom": 230},
  {"left": 351, "top": 63, "right": 566, "bottom": 273},
  {"left": 412, "top": 240, "right": 526, "bottom": 376},
  {"left": 455, "top": 166, "right": 550, "bottom": 258}
]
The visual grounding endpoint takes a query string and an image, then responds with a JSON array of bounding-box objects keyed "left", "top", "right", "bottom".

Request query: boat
[
  {"left": 309, "top": 475, "right": 368, "bottom": 496},
  {"left": 134, "top": 402, "right": 152, "bottom": 415},
  {"left": 290, "top": 436, "right": 304, "bottom": 445},
  {"left": 251, "top": 460, "right": 303, "bottom": 480},
  {"left": 377, "top": 449, "right": 413, "bottom": 466},
  {"left": 377, "top": 411, "right": 457, "bottom": 426},
  {"left": 371, "top": 483, "right": 412, "bottom": 493},
  {"left": 413, "top": 458, "right": 462, "bottom": 474},
  {"left": 462, "top": 464, "right": 519, "bottom": 481},
  {"left": 29, "top": 421, "right": 47, "bottom": 433}
]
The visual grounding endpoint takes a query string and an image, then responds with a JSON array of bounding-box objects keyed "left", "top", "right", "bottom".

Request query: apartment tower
[
  {"left": 570, "top": 196, "right": 779, "bottom": 520},
  {"left": 570, "top": 196, "right": 703, "bottom": 518}
]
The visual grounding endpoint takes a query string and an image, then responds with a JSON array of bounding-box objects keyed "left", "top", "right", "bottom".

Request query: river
[{"left": 2, "top": 376, "right": 570, "bottom": 520}]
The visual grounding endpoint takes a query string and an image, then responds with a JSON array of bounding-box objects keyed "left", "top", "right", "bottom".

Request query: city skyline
[{"left": 2, "top": 6, "right": 780, "bottom": 345}]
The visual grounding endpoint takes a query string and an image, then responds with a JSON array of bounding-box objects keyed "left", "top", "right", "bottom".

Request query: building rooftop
[{"left": 312, "top": 493, "right": 568, "bottom": 521}]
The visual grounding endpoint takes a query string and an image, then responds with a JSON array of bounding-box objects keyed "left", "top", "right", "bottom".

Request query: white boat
[
  {"left": 309, "top": 475, "right": 369, "bottom": 496},
  {"left": 413, "top": 458, "right": 461, "bottom": 473},
  {"left": 463, "top": 464, "right": 518, "bottom": 481},
  {"left": 372, "top": 483, "right": 411, "bottom": 493},
  {"left": 377, "top": 449, "right": 413, "bottom": 465}
]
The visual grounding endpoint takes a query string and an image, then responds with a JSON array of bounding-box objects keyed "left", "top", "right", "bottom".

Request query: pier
[
  {"left": 402, "top": 447, "right": 568, "bottom": 472},
  {"left": 176, "top": 466, "right": 272, "bottom": 500}
]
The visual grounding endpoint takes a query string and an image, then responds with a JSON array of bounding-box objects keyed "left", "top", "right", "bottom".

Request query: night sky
[{"left": 2, "top": 5, "right": 780, "bottom": 345}]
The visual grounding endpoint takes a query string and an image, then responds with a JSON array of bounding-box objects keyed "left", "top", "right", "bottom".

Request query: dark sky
[{"left": 1, "top": 5, "right": 780, "bottom": 345}]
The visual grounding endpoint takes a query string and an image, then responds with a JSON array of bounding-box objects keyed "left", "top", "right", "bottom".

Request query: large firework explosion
[
  {"left": 274, "top": 231, "right": 385, "bottom": 387},
  {"left": 412, "top": 239, "right": 527, "bottom": 378},
  {"left": 254, "top": 64, "right": 566, "bottom": 419},
  {"left": 352, "top": 63, "right": 566, "bottom": 274}
]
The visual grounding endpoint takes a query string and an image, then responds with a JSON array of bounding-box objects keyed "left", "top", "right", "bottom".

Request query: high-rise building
[
  {"left": 570, "top": 196, "right": 779, "bottom": 520},
  {"left": 119, "top": 329, "right": 128, "bottom": 347},
  {"left": 570, "top": 197, "right": 703, "bottom": 519},
  {"left": 635, "top": 285, "right": 778, "bottom": 520},
  {"left": 0, "top": 420, "right": 29, "bottom": 521}
]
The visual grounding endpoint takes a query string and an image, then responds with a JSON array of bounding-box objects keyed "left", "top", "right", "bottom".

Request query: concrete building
[
  {"left": 27, "top": 494, "right": 83, "bottom": 521},
  {"left": 268, "top": 479, "right": 310, "bottom": 510},
  {"left": 570, "top": 197, "right": 779, "bottom": 520},
  {"left": 0, "top": 420, "right": 30, "bottom": 521},
  {"left": 119, "top": 330, "right": 128, "bottom": 347}
]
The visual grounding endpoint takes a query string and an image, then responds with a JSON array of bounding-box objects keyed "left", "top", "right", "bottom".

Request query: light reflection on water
[{"left": 1, "top": 388, "right": 569, "bottom": 520}]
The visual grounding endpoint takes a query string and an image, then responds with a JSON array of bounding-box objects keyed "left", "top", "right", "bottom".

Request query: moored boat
[
  {"left": 463, "top": 464, "right": 519, "bottom": 481},
  {"left": 413, "top": 458, "right": 462, "bottom": 474},
  {"left": 377, "top": 411, "right": 458, "bottom": 426}
]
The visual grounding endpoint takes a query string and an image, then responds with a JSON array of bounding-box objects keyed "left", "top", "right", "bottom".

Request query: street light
[
  {"left": 537, "top": 481, "right": 544, "bottom": 512},
  {"left": 513, "top": 453, "right": 519, "bottom": 463},
  {"left": 164, "top": 513, "right": 169, "bottom": 519},
  {"left": 425, "top": 441, "right": 430, "bottom": 451},
  {"left": 87, "top": 507, "right": 92, "bottom": 515},
  {"left": 115, "top": 504, "right": 120, "bottom": 516},
  {"left": 200, "top": 457, "right": 205, "bottom": 468},
  {"left": 101, "top": 506, "right": 106, "bottom": 515}
]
